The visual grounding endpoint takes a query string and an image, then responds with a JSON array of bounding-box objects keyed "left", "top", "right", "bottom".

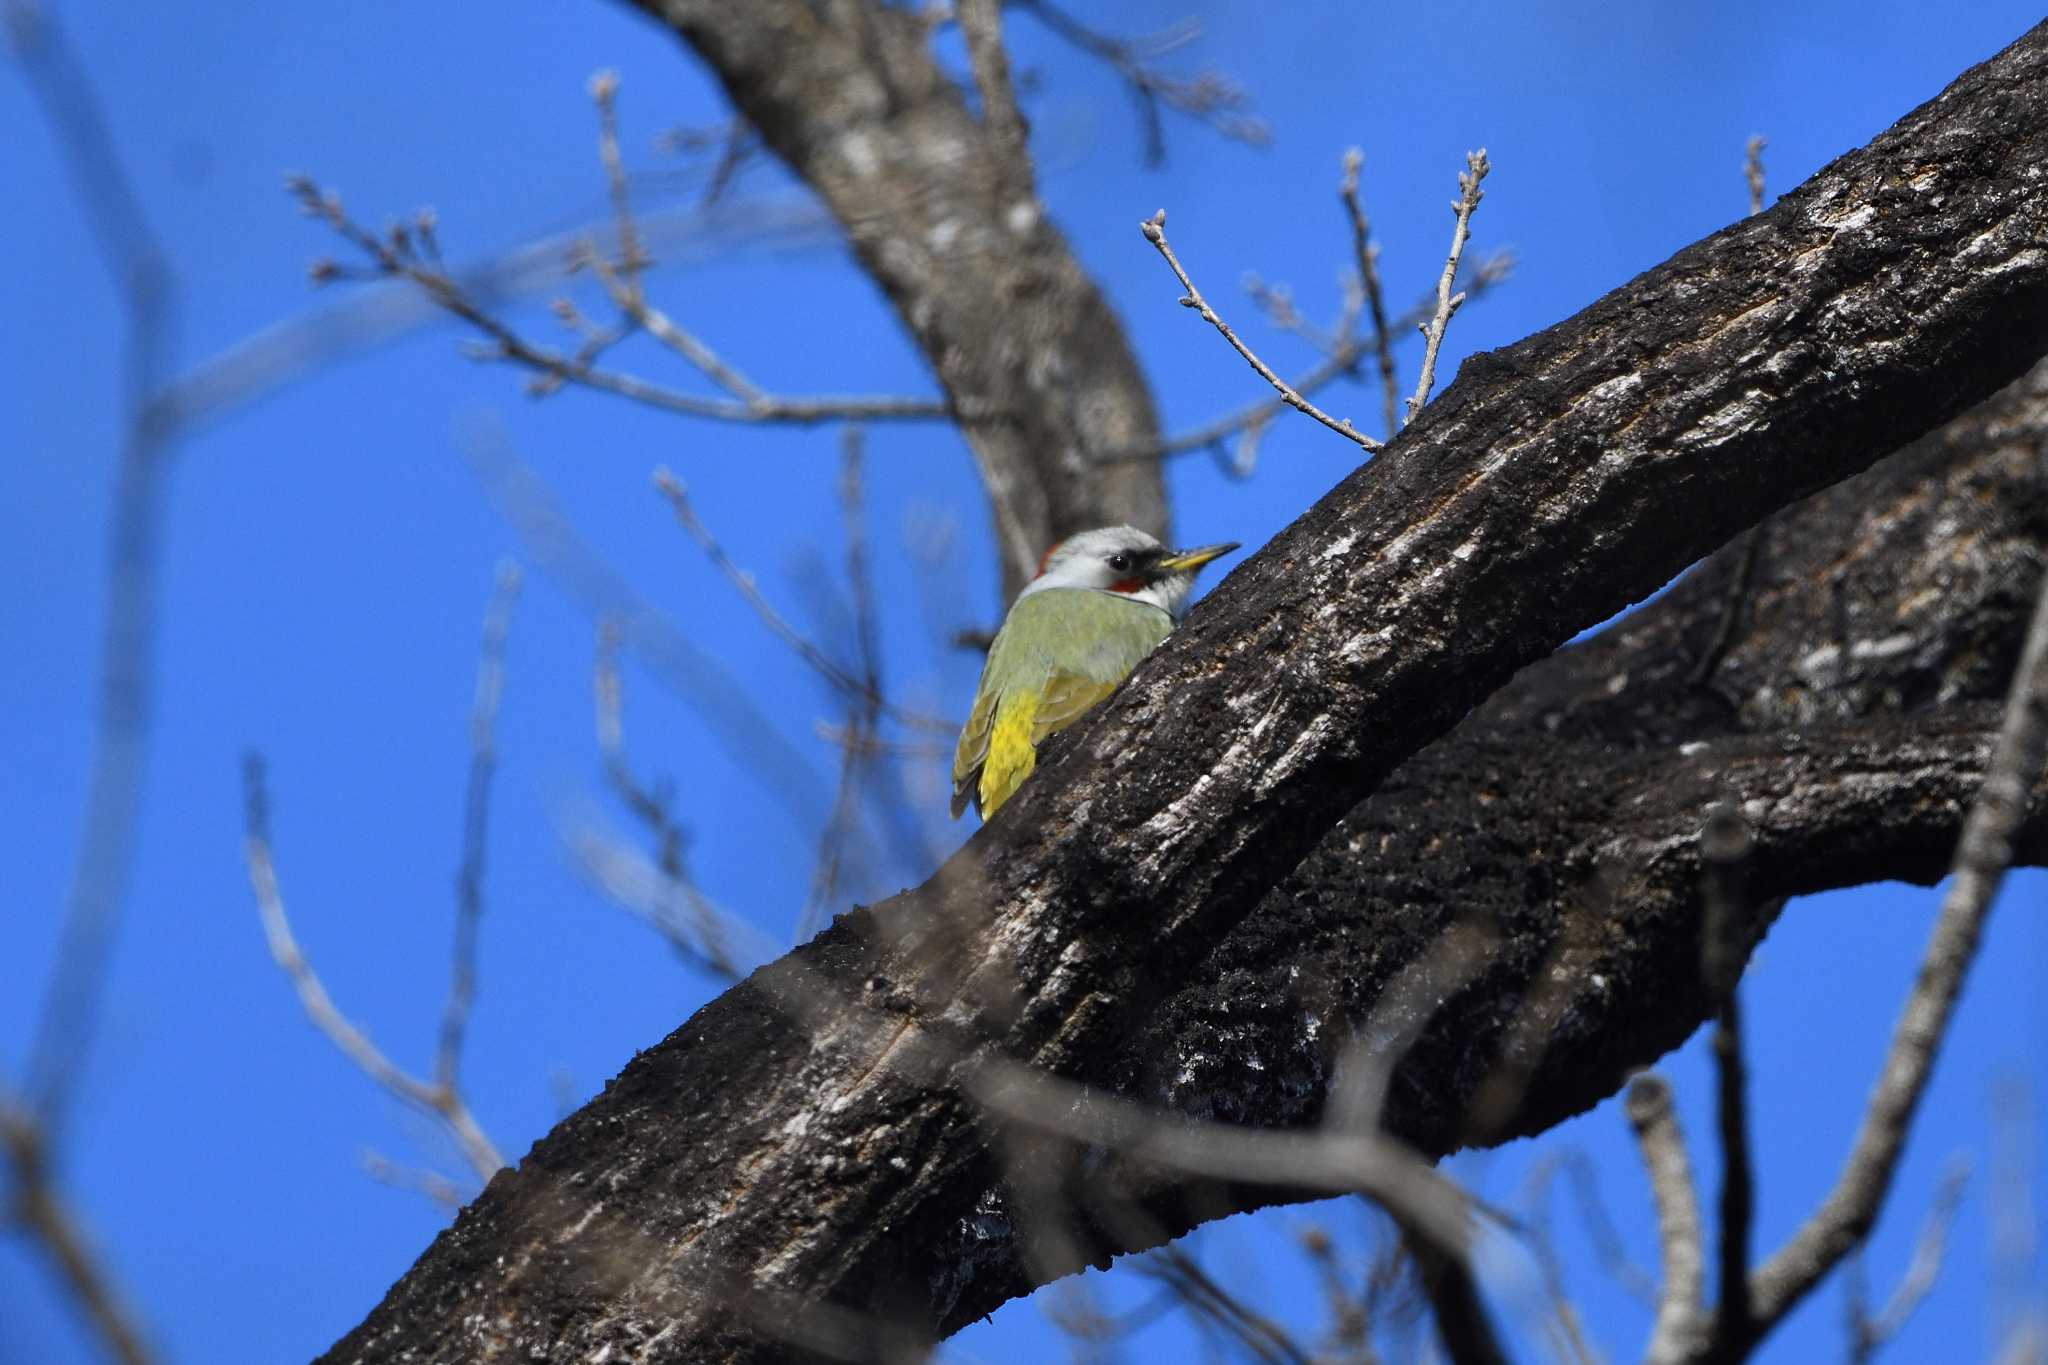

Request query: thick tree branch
[
  {"left": 323, "top": 25, "right": 2048, "bottom": 1363},
  {"left": 627, "top": 0, "right": 1171, "bottom": 600}
]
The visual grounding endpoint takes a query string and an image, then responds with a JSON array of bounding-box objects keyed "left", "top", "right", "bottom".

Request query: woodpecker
[{"left": 951, "top": 526, "right": 1239, "bottom": 820}]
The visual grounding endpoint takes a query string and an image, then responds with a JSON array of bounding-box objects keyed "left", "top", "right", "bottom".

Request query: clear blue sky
[{"left": 5, "top": 2, "right": 2043, "bottom": 1361}]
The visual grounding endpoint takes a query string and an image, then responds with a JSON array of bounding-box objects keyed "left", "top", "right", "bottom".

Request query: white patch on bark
[
  {"left": 1319, "top": 531, "right": 1359, "bottom": 562},
  {"left": 1252, "top": 714, "right": 1334, "bottom": 798},
  {"left": 838, "top": 130, "right": 878, "bottom": 178},
  {"left": 1850, "top": 632, "right": 1917, "bottom": 660}
]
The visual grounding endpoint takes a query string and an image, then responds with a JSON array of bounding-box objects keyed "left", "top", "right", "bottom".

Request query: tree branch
[
  {"left": 1742, "top": 515, "right": 2048, "bottom": 1341},
  {"left": 322, "top": 25, "right": 2048, "bottom": 1362}
]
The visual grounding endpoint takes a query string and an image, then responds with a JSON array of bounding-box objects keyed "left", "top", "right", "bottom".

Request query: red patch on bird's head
[
  {"left": 1107, "top": 577, "right": 1146, "bottom": 594},
  {"left": 1036, "top": 539, "right": 1064, "bottom": 577}
]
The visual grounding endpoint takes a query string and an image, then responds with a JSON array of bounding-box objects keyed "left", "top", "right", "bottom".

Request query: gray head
[{"left": 1021, "top": 525, "right": 1240, "bottom": 618}]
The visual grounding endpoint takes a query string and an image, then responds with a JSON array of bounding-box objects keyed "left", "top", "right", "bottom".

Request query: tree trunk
[{"left": 628, "top": 0, "right": 1172, "bottom": 601}]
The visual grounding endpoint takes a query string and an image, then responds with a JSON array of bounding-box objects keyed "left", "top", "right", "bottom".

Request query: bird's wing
[
  {"left": 951, "top": 682, "right": 1001, "bottom": 818},
  {"left": 951, "top": 591, "right": 1172, "bottom": 819},
  {"left": 1026, "top": 671, "right": 1122, "bottom": 744}
]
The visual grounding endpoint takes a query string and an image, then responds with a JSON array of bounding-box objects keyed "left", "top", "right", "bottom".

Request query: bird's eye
[{"left": 1106, "top": 552, "right": 1131, "bottom": 573}]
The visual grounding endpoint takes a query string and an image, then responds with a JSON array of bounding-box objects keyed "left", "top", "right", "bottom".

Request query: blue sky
[{"left": 5, "top": 2, "right": 2044, "bottom": 1361}]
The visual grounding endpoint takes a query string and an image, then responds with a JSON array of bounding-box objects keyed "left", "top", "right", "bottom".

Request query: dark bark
[
  {"left": 625, "top": 0, "right": 1171, "bottom": 601},
  {"left": 320, "top": 23, "right": 2048, "bottom": 1365}
]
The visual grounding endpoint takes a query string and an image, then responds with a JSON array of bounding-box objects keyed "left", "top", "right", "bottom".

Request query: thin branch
[
  {"left": 1744, "top": 136, "right": 1768, "bottom": 217},
  {"left": 970, "top": 1058, "right": 1475, "bottom": 1269},
  {"left": 1845, "top": 1158, "right": 1970, "bottom": 1363},
  {"left": 241, "top": 755, "right": 505, "bottom": 1181},
  {"left": 587, "top": 69, "right": 645, "bottom": 284},
  {"left": 436, "top": 560, "right": 521, "bottom": 1096},
  {"left": 1689, "top": 526, "right": 1767, "bottom": 688},
  {"left": 1100, "top": 251, "right": 1513, "bottom": 463},
  {"left": 1748, "top": 565, "right": 2048, "bottom": 1330},
  {"left": 1518, "top": 1152, "right": 1638, "bottom": 1365},
  {"left": 589, "top": 624, "right": 751, "bottom": 981},
  {"left": 1628, "top": 1075, "right": 1707, "bottom": 1360},
  {"left": 1406, "top": 149, "right": 1490, "bottom": 426},
  {"left": 1, "top": 1086, "right": 159, "bottom": 1365},
  {"left": 12, "top": 0, "right": 180, "bottom": 1140},
  {"left": 1138, "top": 1247, "right": 1314, "bottom": 1365},
  {"left": 462, "top": 426, "right": 829, "bottom": 833},
  {"left": 1325, "top": 920, "right": 1495, "bottom": 1137},
  {"left": 1712, "top": 993, "right": 1756, "bottom": 1346},
  {"left": 1009, "top": 0, "right": 1268, "bottom": 166},
  {"left": 957, "top": 0, "right": 1031, "bottom": 180},
  {"left": 797, "top": 430, "right": 886, "bottom": 942},
  {"left": 361, "top": 1151, "right": 468, "bottom": 1213},
  {"left": 1340, "top": 147, "right": 1402, "bottom": 440},
  {"left": 1401, "top": 1228, "right": 1512, "bottom": 1365},
  {"left": 575, "top": 75, "right": 781, "bottom": 410},
  {"left": 651, "top": 467, "right": 952, "bottom": 733},
  {"left": 585, "top": 250, "right": 770, "bottom": 405},
  {"left": 1523, "top": 1147, "right": 1660, "bottom": 1310},
  {"left": 1700, "top": 803, "right": 1757, "bottom": 1347},
  {"left": 1141, "top": 209, "right": 1381, "bottom": 452},
  {"left": 288, "top": 175, "right": 955, "bottom": 427}
]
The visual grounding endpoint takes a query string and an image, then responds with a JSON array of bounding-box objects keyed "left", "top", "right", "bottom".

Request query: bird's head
[{"left": 1021, "top": 525, "right": 1240, "bottom": 619}]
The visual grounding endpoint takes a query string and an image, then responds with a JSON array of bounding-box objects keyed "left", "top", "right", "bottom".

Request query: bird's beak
[{"left": 1155, "top": 541, "right": 1241, "bottom": 573}]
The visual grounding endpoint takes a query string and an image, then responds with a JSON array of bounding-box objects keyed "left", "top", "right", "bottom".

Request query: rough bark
[
  {"left": 626, "top": 0, "right": 1171, "bottom": 601},
  {"left": 320, "top": 23, "right": 2048, "bottom": 1364}
]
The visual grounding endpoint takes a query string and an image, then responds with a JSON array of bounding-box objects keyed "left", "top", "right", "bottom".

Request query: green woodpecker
[{"left": 951, "top": 526, "right": 1239, "bottom": 820}]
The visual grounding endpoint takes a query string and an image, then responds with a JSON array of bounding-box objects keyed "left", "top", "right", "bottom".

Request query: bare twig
[
  {"left": 12, "top": 0, "right": 180, "bottom": 1141},
  {"left": 589, "top": 624, "right": 750, "bottom": 980},
  {"left": 462, "top": 427, "right": 827, "bottom": 833},
  {"left": 574, "top": 76, "right": 785, "bottom": 411},
  {"left": 436, "top": 560, "right": 521, "bottom": 1097},
  {"left": 1744, "top": 136, "right": 1768, "bottom": 217},
  {"left": 1009, "top": 0, "right": 1268, "bottom": 165},
  {"left": 361, "top": 1151, "right": 468, "bottom": 1212},
  {"left": 587, "top": 69, "right": 644, "bottom": 285},
  {"left": 1844, "top": 1158, "right": 1969, "bottom": 1363},
  {"left": 1141, "top": 209, "right": 1382, "bottom": 452},
  {"left": 1712, "top": 991, "right": 1756, "bottom": 1346},
  {"left": 1747, "top": 566, "right": 2048, "bottom": 1333},
  {"left": 1523, "top": 1147, "right": 1660, "bottom": 1310},
  {"left": 1324, "top": 921, "right": 1496, "bottom": 1137},
  {"left": 1518, "top": 1152, "right": 1638, "bottom": 1364},
  {"left": 1402, "top": 1228, "right": 1512, "bottom": 1365},
  {"left": 242, "top": 755, "right": 506, "bottom": 1181},
  {"left": 1340, "top": 147, "right": 1402, "bottom": 440},
  {"left": 797, "top": 430, "right": 886, "bottom": 942},
  {"left": 1989, "top": 1081, "right": 2043, "bottom": 1364},
  {"left": 1628, "top": 1074, "right": 1706, "bottom": 1360},
  {"left": 1, "top": 1086, "right": 159, "bottom": 1365},
  {"left": 586, "top": 251, "right": 769, "bottom": 404},
  {"left": 1100, "top": 252, "right": 1512, "bottom": 464},
  {"left": 1406, "top": 150, "right": 1490, "bottom": 426},
  {"left": 1138, "top": 1246, "right": 1314, "bottom": 1365},
  {"left": 1698, "top": 803, "right": 1758, "bottom": 1347},
  {"left": 970, "top": 1058, "right": 1474, "bottom": 1267},
  {"left": 651, "top": 467, "right": 951, "bottom": 733},
  {"left": 1689, "top": 524, "right": 1767, "bottom": 688},
  {"left": 288, "top": 175, "right": 954, "bottom": 427}
]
